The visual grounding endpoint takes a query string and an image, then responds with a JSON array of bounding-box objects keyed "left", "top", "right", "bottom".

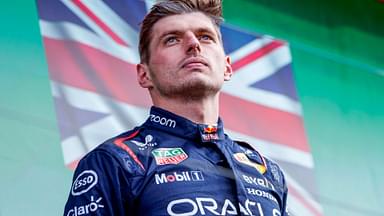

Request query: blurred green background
[
  {"left": 0, "top": 1, "right": 72, "bottom": 215},
  {"left": 224, "top": 1, "right": 384, "bottom": 215},
  {"left": 0, "top": 0, "right": 383, "bottom": 215}
]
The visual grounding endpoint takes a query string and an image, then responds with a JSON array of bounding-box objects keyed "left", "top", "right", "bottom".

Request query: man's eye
[
  {"left": 199, "top": 34, "right": 213, "bottom": 41},
  {"left": 164, "top": 37, "right": 178, "bottom": 45}
]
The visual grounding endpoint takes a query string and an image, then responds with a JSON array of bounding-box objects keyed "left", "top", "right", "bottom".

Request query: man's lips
[{"left": 181, "top": 57, "right": 209, "bottom": 68}]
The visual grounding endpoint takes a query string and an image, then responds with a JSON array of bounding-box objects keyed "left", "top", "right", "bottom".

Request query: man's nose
[{"left": 185, "top": 32, "right": 201, "bottom": 54}]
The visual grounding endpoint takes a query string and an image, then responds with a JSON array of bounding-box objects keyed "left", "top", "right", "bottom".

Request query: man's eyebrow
[
  {"left": 196, "top": 27, "right": 219, "bottom": 41},
  {"left": 158, "top": 27, "right": 216, "bottom": 38},
  {"left": 158, "top": 30, "right": 183, "bottom": 40},
  {"left": 195, "top": 27, "right": 216, "bottom": 34}
]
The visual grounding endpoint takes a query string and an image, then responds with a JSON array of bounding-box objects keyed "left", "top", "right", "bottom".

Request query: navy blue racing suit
[{"left": 64, "top": 106, "right": 289, "bottom": 216}]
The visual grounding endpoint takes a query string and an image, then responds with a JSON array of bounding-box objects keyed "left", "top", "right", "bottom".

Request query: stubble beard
[{"left": 151, "top": 69, "right": 222, "bottom": 102}]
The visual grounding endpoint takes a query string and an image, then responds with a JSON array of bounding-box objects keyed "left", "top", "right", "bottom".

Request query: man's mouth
[{"left": 181, "top": 57, "right": 208, "bottom": 68}]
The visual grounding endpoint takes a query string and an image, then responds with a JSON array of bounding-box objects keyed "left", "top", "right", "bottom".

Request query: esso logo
[{"left": 71, "top": 170, "right": 98, "bottom": 196}]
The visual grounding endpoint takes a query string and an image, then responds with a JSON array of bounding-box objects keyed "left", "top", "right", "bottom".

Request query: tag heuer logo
[{"left": 152, "top": 148, "right": 188, "bottom": 165}]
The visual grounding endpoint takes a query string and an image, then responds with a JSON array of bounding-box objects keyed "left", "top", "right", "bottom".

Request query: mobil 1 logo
[{"left": 155, "top": 171, "right": 204, "bottom": 184}]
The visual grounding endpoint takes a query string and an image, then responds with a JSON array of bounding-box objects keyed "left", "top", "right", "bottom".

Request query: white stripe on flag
[
  {"left": 229, "top": 37, "right": 274, "bottom": 63},
  {"left": 61, "top": 135, "right": 87, "bottom": 165},
  {"left": 39, "top": 20, "right": 139, "bottom": 64},
  {"left": 60, "top": 0, "right": 119, "bottom": 46},
  {"left": 51, "top": 81, "right": 148, "bottom": 122},
  {"left": 144, "top": 0, "right": 155, "bottom": 11},
  {"left": 81, "top": 0, "right": 139, "bottom": 48},
  {"left": 223, "top": 45, "right": 302, "bottom": 115}
]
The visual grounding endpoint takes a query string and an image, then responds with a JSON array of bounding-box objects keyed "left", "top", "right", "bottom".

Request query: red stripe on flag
[
  {"left": 289, "top": 185, "right": 323, "bottom": 216},
  {"left": 44, "top": 38, "right": 151, "bottom": 107},
  {"left": 73, "top": 0, "right": 128, "bottom": 47},
  {"left": 220, "top": 93, "right": 309, "bottom": 152},
  {"left": 231, "top": 40, "right": 285, "bottom": 71}
]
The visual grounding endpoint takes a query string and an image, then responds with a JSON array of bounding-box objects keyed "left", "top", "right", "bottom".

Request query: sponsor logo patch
[
  {"left": 155, "top": 171, "right": 204, "bottom": 184},
  {"left": 71, "top": 170, "right": 98, "bottom": 196},
  {"left": 152, "top": 148, "right": 188, "bottom": 165},
  {"left": 201, "top": 125, "right": 219, "bottom": 142},
  {"left": 166, "top": 197, "right": 281, "bottom": 216},
  {"left": 131, "top": 134, "right": 157, "bottom": 150},
  {"left": 233, "top": 153, "right": 266, "bottom": 174},
  {"left": 66, "top": 196, "right": 104, "bottom": 216},
  {"left": 246, "top": 188, "right": 278, "bottom": 203},
  {"left": 201, "top": 133, "right": 219, "bottom": 142},
  {"left": 150, "top": 114, "right": 176, "bottom": 128},
  {"left": 242, "top": 174, "right": 275, "bottom": 191},
  {"left": 203, "top": 125, "right": 217, "bottom": 133}
]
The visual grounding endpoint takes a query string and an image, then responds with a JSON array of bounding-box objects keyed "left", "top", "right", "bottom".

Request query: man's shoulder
[
  {"left": 76, "top": 128, "right": 150, "bottom": 175},
  {"left": 85, "top": 129, "right": 140, "bottom": 157}
]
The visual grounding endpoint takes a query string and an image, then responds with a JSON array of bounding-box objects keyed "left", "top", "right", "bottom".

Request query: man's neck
[{"left": 152, "top": 94, "right": 220, "bottom": 125}]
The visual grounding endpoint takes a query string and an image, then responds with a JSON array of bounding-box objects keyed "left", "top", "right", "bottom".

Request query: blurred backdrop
[{"left": 0, "top": 0, "right": 383, "bottom": 216}]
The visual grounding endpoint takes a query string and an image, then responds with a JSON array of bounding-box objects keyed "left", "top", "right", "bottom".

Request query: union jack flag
[{"left": 37, "top": 1, "right": 323, "bottom": 215}]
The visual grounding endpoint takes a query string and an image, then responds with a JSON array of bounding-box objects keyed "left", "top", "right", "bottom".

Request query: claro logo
[
  {"left": 150, "top": 114, "right": 176, "bottom": 128},
  {"left": 71, "top": 170, "right": 98, "bottom": 196},
  {"left": 66, "top": 196, "right": 104, "bottom": 216}
]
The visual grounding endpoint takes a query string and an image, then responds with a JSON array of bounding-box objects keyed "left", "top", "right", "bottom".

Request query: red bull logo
[{"left": 203, "top": 125, "right": 217, "bottom": 134}]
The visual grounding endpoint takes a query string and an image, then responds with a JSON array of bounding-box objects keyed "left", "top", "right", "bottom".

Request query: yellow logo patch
[{"left": 233, "top": 153, "right": 266, "bottom": 174}]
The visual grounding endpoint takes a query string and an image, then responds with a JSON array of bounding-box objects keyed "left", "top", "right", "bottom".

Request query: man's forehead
[{"left": 152, "top": 12, "right": 217, "bottom": 36}]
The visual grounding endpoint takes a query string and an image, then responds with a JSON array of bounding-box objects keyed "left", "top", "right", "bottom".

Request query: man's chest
[{"left": 132, "top": 142, "right": 284, "bottom": 215}]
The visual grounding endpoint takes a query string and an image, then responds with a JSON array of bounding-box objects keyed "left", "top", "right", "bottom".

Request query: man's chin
[{"left": 178, "top": 80, "right": 221, "bottom": 98}]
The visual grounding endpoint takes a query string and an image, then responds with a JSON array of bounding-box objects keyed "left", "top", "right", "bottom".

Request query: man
[{"left": 64, "top": 0, "right": 289, "bottom": 215}]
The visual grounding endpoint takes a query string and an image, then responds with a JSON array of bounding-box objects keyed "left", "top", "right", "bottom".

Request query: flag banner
[{"left": 36, "top": 1, "right": 322, "bottom": 215}]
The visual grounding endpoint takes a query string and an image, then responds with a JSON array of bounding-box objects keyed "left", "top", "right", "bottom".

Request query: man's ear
[
  {"left": 137, "top": 63, "right": 153, "bottom": 89},
  {"left": 224, "top": 56, "right": 233, "bottom": 81}
]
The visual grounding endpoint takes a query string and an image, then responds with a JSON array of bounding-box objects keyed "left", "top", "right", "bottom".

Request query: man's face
[{"left": 137, "top": 12, "right": 232, "bottom": 100}]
